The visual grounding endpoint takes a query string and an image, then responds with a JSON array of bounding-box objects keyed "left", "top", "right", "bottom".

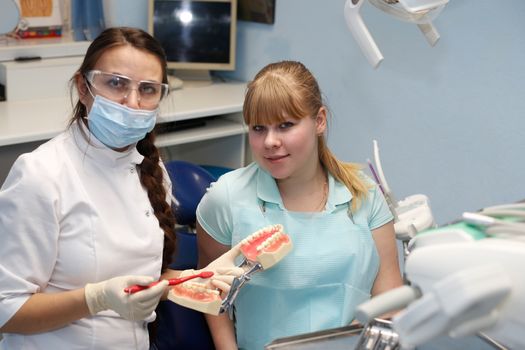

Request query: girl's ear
[
  {"left": 316, "top": 107, "right": 327, "bottom": 135},
  {"left": 75, "top": 72, "right": 89, "bottom": 105}
]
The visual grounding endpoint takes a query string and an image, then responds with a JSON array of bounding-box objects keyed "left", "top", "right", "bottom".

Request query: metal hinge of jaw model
[{"left": 220, "top": 224, "right": 293, "bottom": 318}]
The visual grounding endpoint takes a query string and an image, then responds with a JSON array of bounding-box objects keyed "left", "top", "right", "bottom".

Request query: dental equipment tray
[
  {"left": 264, "top": 324, "right": 363, "bottom": 350},
  {"left": 264, "top": 321, "right": 497, "bottom": 350}
]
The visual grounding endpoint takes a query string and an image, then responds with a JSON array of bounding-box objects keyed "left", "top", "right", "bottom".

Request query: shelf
[
  {"left": 0, "top": 80, "right": 248, "bottom": 183},
  {"left": 0, "top": 36, "right": 91, "bottom": 62},
  {"left": 155, "top": 117, "right": 247, "bottom": 148},
  {"left": 0, "top": 81, "right": 247, "bottom": 147},
  {"left": 0, "top": 97, "right": 72, "bottom": 146},
  {"left": 158, "top": 81, "right": 246, "bottom": 122}
]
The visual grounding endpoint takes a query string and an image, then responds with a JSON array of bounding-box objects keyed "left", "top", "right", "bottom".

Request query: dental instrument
[{"left": 370, "top": 140, "right": 435, "bottom": 248}]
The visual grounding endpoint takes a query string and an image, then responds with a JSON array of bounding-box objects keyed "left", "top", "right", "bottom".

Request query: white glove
[
  {"left": 85, "top": 275, "right": 168, "bottom": 321},
  {"left": 210, "top": 267, "right": 245, "bottom": 297},
  {"left": 203, "top": 243, "right": 246, "bottom": 296},
  {"left": 205, "top": 242, "right": 243, "bottom": 272}
]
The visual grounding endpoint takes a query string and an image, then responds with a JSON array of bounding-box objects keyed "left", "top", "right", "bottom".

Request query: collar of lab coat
[{"left": 70, "top": 120, "right": 145, "bottom": 168}]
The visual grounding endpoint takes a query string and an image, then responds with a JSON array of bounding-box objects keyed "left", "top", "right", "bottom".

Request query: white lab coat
[{"left": 0, "top": 122, "right": 167, "bottom": 349}]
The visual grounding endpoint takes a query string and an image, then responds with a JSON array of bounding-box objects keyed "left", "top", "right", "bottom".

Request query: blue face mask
[{"left": 87, "top": 95, "right": 157, "bottom": 149}]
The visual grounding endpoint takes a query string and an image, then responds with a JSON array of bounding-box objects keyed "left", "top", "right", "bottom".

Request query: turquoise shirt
[{"left": 197, "top": 163, "right": 393, "bottom": 350}]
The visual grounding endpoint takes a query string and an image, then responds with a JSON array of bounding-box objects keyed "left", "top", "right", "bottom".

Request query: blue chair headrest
[
  {"left": 165, "top": 160, "right": 215, "bottom": 226},
  {"left": 200, "top": 164, "right": 233, "bottom": 180}
]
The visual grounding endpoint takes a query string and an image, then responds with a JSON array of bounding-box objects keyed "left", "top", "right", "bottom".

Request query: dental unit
[
  {"left": 344, "top": 0, "right": 449, "bottom": 68},
  {"left": 354, "top": 203, "right": 525, "bottom": 350},
  {"left": 268, "top": 141, "right": 523, "bottom": 349},
  {"left": 352, "top": 142, "right": 524, "bottom": 349}
]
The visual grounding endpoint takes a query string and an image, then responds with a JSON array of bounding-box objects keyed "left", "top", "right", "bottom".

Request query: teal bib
[{"left": 231, "top": 202, "right": 379, "bottom": 350}]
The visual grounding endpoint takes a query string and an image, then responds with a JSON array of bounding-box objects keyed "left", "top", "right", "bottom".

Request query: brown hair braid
[
  {"left": 136, "top": 132, "right": 176, "bottom": 272},
  {"left": 243, "top": 60, "right": 369, "bottom": 211},
  {"left": 68, "top": 27, "right": 175, "bottom": 271}
]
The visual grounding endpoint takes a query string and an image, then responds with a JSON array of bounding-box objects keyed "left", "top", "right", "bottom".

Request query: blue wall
[{"left": 223, "top": 0, "right": 525, "bottom": 225}]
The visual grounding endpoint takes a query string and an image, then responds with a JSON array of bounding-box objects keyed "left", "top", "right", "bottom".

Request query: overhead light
[{"left": 344, "top": 0, "right": 449, "bottom": 69}]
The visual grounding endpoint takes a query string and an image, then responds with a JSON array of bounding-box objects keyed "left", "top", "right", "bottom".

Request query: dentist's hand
[
  {"left": 203, "top": 243, "right": 245, "bottom": 296},
  {"left": 84, "top": 276, "right": 168, "bottom": 320},
  {"left": 210, "top": 267, "right": 244, "bottom": 297},
  {"left": 205, "top": 242, "right": 242, "bottom": 271}
]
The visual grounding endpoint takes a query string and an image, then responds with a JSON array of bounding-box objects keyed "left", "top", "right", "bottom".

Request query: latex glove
[
  {"left": 178, "top": 266, "right": 244, "bottom": 297},
  {"left": 205, "top": 242, "right": 243, "bottom": 272},
  {"left": 210, "top": 267, "right": 244, "bottom": 297},
  {"left": 203, "top": 243, "right": 246, "bottom": 296},
  {"left": 85, "top": 276, "right": 168, "bottom": 321}
]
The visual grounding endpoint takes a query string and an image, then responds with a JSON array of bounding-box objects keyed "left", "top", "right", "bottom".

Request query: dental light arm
[
  {"left": 344, "top": 0, "right": 383, "bottom": 69},
  {"left": 418, "top": 22, "right": 440, "bottom": 46},
  {"left": 344, "top": 0, "right": 449, "bottom": 68}
]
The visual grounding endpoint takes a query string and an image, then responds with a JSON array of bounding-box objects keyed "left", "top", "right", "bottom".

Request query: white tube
[{"left": 355, "top": 285, "right": 421, "bottom": 323}]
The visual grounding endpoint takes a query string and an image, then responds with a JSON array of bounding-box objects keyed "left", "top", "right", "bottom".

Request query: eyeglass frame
[{"left": 83, "top": 70, "right": 169, "bottom": 109}]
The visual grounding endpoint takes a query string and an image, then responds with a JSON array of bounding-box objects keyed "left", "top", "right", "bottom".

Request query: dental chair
[{"left": 151, "top": 160, "right": 217, "bottom": 350}]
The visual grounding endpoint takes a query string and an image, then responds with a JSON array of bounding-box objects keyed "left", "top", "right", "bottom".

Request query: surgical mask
[{"left": 86, "top": 95, "right": 157, "bottom": 149}]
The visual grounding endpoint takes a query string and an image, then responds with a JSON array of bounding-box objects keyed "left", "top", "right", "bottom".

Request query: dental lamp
[{"left": 344, "top": 0, "right": 449, "bottom": 68}]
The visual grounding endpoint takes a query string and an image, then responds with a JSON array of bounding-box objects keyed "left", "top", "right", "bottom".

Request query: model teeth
[
  {"left": 180, "top": 282, "right": 220, "bottom": 295},
  {"left": 256, "top": 231, "right": 284, "bottom": 251},
  {"left": 239, "top": 223, "right": 292, "bottom": 270},
  {"left": 242, "top": 224, "right": 288, "bottom": 252}
]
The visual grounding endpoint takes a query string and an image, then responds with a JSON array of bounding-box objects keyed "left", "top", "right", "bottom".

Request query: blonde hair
[{"left": 243, "top": 60, "right": 369, "bottom": 211}]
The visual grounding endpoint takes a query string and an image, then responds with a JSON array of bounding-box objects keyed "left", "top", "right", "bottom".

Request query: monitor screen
[{"left": 148, "top": 0, "right": 237, "bottom": 73}]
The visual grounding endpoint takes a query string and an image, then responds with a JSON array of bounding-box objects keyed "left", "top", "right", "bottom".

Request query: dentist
[{"left": 0, "top": 27, "right": 239, "bottom": 349}]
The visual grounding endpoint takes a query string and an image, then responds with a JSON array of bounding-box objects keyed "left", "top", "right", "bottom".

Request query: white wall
[{"left": 223, "top": 0, "right": 525, "bottom": 225}]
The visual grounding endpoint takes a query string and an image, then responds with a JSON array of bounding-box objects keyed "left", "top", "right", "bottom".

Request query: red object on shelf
[{"left": 18, "top": 26, "right": 63, "bottom": 39}]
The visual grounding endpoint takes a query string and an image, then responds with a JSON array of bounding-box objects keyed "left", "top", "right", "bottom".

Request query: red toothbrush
[{"left": 124, "top": 271, "right": 214, "bottom": 294}]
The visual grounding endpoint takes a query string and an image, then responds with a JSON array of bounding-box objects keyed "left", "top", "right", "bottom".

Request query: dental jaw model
[
  {"left": 123, "top": 270, "right": 222, "bottom": 314},
  {"left": 168, "top": 224, "right": 293, "bottom": 316},
  {"left": 239, "top": 224, "right": 293, "bottom": 270},
  {"left": 220, "top": 224, "right": 293, "bottom": 316},
  {"left": 168, "top": 281, "right": 223, "bottom": 315}
]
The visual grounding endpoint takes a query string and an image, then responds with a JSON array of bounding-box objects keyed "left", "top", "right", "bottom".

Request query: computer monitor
[{"left": 148, "top": 0, "right": 237, "bottom": 82}]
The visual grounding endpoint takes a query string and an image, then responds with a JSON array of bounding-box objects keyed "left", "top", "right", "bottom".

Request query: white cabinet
[{"left": 0, "top": 56, "right": 82, "bottom": 101}]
